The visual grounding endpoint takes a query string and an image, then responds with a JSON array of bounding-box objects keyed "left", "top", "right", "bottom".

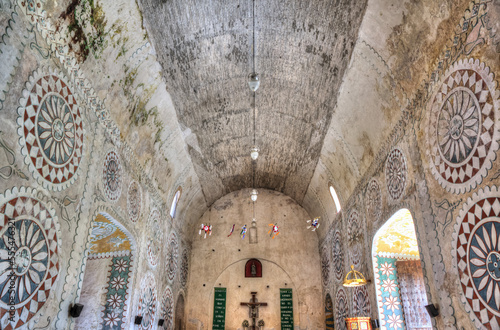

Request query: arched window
[
  {"left": 170, "top": 187, "right": 182, "bottom": 219},
  {"left": 329, "top": 184, "right": 341, "bottom": 213}
]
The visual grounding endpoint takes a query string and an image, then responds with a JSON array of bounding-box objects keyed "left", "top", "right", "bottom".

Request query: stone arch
[{"left": 75, "top": 211, "right": 137, "bottom": 329}]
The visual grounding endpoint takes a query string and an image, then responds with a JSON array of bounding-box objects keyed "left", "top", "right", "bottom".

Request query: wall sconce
[
  {"left": 134, "top": 316, "right": 143, "bottom": 325},
  {"left": 425, "top": 303, "right": 439, "bottom": 317},
  {"left": 69, "top": 303, "right": 84, "bottom": 317}
]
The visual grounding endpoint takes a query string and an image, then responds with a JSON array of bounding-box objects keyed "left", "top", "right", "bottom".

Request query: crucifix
[{"left": 240, "top": 292, "right": 267, "bottom": 330}]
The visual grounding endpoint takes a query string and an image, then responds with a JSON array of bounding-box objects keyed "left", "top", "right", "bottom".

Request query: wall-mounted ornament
[
  {"left": 240, "top": 224, "right": 248, "bottom": 239},
  {"left": 199, "top": 224, "right": 212, "bottom": 238},
  {"left": 268, "top": 223, "right": 279, "bottom": 238},
  {"left": 306, "top": 217, "right": 320, "bottom": 231}
]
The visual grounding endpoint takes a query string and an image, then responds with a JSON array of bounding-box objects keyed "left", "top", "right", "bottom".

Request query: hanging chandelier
[{"left": 343, "top": 265, "right": 368, "bottom": 287}]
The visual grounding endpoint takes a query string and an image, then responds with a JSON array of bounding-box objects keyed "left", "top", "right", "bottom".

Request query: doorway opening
[
  {"left": 75, "top": 212, "right": 136, "bottom": 329},
  {"left": 325, "top": 293, "right": 334, "bottom": 329},
  {"left": 372, "top": 209, "right": 431, "bottom": 329}
]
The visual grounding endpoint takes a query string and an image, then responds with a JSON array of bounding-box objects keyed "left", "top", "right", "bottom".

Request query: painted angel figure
[
  {"left": 199, "top": 223, "right": 212, "bottom": 238},
  {"left": 306, "top": 217, "right": 320, "bottom": 231},
  {"left": 268, "top": 223, "right": 279, "bottom": 238}
]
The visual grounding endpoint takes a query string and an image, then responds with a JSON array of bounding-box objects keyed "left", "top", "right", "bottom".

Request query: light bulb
[
  {"left": 250, "top": 146, "right": 259, "bottom": 160},
  {"left": 251, "top": 189, "right": 258, "bottom": 202},
  {"left": 248, "top": 73, "right": 260, "bottom": 92}
]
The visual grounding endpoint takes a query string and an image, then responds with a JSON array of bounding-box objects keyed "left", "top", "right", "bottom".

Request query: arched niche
[
  {"left": 75, "top": 212, "right": 137, "bottom": 329},
  {"left": 175, "top": 293, "right": 185, "bottom": 330},
  {"left": 371, "top": 208, "right": 431, "bottom": 329},
  {"left": 245, "top": 259, "right": 262, "bottom": 278}
]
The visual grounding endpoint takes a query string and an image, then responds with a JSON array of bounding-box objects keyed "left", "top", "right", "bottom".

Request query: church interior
[{"left": 0, "top": 0, "right": 499, "bottom": 329}]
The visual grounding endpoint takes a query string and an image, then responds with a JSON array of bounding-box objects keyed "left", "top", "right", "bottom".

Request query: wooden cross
[{"left": 240, "top": 292, "right": 267, "bottom": 330}]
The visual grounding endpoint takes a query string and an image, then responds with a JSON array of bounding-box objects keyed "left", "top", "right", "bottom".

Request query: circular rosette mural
[
  {"left": 332, "top": 229, "right": 344, "bottom": 282},
  {"left": 321, "top": 245, "right": 331, "bottom": 287},
  {"left": 102, "top": 150, "right": 122, "bottom": 202},
  {"left": 348, "top": 210, "right": 361, "bottom": 242},
  {"left": 335, "top": 288, "right": 348, "bottom": 330},
  {"left": 166, "top": 233, "right": 179, "bottom": 282},
  {"left": 160, "top": 286, "right": 174, "bottom": 330},
  {"left": 0, "top": 187, "right": 61, "bottom": 329},
  {"left": 385, "top": 148, "right": 407, "bottom": 202},
  {"left": 353, "top": 286, "right": 371, "bottom": 317},
  {"left": 427, "top": 59, "right": 500, "bottom": 194},
  {"left": 180, "top": 249, "right": 189, "bottom": 287},
  {"left": 16, "top": 70, "right": 84, "bottom": 191},
  {"left": 365, "top": 179, "right": 382, "bottom": 223},
  {"left": 146, "top": 209, "right": 161, "bottom": 268},
  {"left": 453, "top": 186, "right": 500, "bottom": 328},
  {"left": 127, "top": 181, "right": 142, "bottom": 223},
  {"left": 137, "top": 272, "right": 157, "bottom": 330}
]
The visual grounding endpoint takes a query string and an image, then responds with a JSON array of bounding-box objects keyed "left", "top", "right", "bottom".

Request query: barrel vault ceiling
[{"left": 139, "top": 0, "right": 368, "bottom": 206}]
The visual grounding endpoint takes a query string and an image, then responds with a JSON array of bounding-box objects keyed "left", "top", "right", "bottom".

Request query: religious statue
[{"left": 251, "top": 262, "right": 257, "bottom": 276}]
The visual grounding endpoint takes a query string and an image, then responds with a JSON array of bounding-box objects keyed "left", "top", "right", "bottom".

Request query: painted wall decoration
[
  {"left": 353, "top": 285, "right": 371, "bottom": 317},
  {"left": 0, "top": 187, "right": 61, "bottom": 329},
  {"left": 365, "top": 178, "right": 382, "bottom": 223},
  {"left": 321, "top": 244, "right": 331, "bottom": 287},
  {"left": 146, "top": 209, "right": 161, "bottom": 268},
  {"left": 452, "top": 186, "right": 500, "bottom": 328},
  {"left": 137, "top": 272, "right": 158, "bottom": 330},
  {"left": 374, "top": 209, "right": 419, "bottom": 259},
  {"left": 332, "top": 229, "right": 344, "bottom": 282},
  {"left": 385, "top": 148, "right": 408, "bottom": 202},
  {"left": 180, "top": 249, "right": 189, "bottom": 287},
  {"left": 127, "top": 180, "right": 142, "bottom": 223},
  {"left": 102, "top": 150, "right": 122, "bottom": 202},
  {"left": 335, "top": 288, "right": 348, "bottom": 330},
  {"left": 101, "top": 255, "right": 132, "bottom": 329},
  {"left": 160, "top": 286, "right": 174, "bottom": 330},
  {"left": 325, "top": 294, "right": 334, "bottom": 330},
  {"left": 427, "top": 59, "right": 499, "bottom": 194},
  {"left": 16, "top": 69, "right": 84, "bottom": 191},
  {"left": 166, "top": 232, "right": 179, "bottom": 283},
  {"left": 348, "top": 209, "right": 362, "bottom": 269},
  {"left": 373, "top": 256, "right": 404, "bottom": 330},
  {"left": 89, "top": 214, "right": 131, "bottom": 255}
]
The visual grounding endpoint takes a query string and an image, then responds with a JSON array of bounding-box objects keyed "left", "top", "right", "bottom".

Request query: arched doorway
[
  {"left": 75, "top": 212, "right": 136, "bottom": 329},
  {"left": 372, "top": 209, "right": 431, "bottom": 329},
  {"left": 175, "top": 294, "right": 185, "bottom": 330}
]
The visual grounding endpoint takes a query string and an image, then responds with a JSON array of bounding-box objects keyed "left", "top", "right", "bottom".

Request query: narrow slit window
[
  {"left": 170, "top": 188, "right": 181, "bottom": 219},
  {"left": 329, "top": 185, "right": 341, "bottom": 213}
]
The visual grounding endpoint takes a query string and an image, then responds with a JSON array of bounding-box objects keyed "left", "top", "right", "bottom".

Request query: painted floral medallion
[
  {"left": 427, "top": 59, "right": 499, "bottom": 193},
  {"left": 17, "top": 71, "right": 84, "bottom": 191},
  {"left": 102, "top": 150, "right": 122, "bottom": 202},
  {"left": 453, "top": 186, "right": 500, "bottom": 328},
  {"left": 0, "top": 187, "right": 61, "bottom": 329}
]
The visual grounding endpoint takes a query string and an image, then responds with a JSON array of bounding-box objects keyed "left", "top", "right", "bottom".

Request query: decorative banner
[
  {"left": 280, "top": 288, "right": 293, "bottom": 330},
  {"left": 213, "top": 288, "right": 226, "bottom": 329}
]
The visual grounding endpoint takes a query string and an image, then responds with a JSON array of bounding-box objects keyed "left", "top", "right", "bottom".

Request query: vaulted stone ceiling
[{"left": 139, "top": 0, "right": 368, "bottom": 205}]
